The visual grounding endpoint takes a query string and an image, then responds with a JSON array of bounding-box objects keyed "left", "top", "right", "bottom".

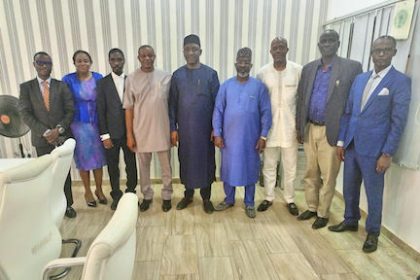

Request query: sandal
[{"left": 95, "top": 190, "right": 108, "bottom": 205}]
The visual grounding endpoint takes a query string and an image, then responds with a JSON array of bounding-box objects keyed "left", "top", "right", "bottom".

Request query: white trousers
[{"left": 262, "top": 144, "right": 298, "bottom": 203}]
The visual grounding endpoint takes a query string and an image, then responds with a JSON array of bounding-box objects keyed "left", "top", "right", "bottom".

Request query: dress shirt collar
[
  {"left": 372, "top": 64, "right": 392, "bottom": 79},
  {"left": 36, "top": 76, "right": 51, "bottom": 92},
  {"left": 111, "top": 71, "right": 125, "bottom": 80},
  {"left": 36, "top": 76, "right": 51, "bottom": 85}
]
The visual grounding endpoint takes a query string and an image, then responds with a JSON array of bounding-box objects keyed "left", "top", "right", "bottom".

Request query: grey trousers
[{"left": 138, "top": 150, "right": 173, "bottom": 200}]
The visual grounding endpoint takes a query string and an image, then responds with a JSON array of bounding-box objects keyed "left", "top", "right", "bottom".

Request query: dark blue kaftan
[{"left": 169, "top": 64, "right": 220, "bottom": 188}]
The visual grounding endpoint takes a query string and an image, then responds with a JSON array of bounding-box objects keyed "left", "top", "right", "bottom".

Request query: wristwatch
[{"left": 56, "top": 125, "right": 65, "bottom": 135}]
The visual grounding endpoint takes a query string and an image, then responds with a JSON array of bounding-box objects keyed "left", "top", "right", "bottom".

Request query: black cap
[{"left": 184, "top": 34, "right": 201, "bottom": 46}]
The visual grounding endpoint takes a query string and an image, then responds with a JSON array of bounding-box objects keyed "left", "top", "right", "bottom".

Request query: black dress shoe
[
  {"left": 328, "top": 221, "right": 358, "bottom": 232},
  {"left": 139, "top": 199, "right": 152, "bottom": 212},
  {"left": 257, "top": 200, "right": 273, "bottom": 212},
  {"left": 363, "top": 233, "right": 379, "bottom": 253},
  {"left": 203, "top": 200, "right": 214, "bottom": 214},
  {"left": 287, "top": 203, "right": 299, "bottom": 216},
  {"left": 110, "top": 199, "right": 119, "bottom": 210},
  {"left": 162, "top": 200, "right": 172, "bottom": 212},
  {"left": 65, "top": 207, "right": 77, "bottom": 218},
  {"left": 312, "top": 217, "right": 329, "bottom": 229},
  {"left": 297, "top": 210, "right": 317, "bottom": 220},
  {"left": 176, "top": 197, "right": 193, "bottom": 210}
]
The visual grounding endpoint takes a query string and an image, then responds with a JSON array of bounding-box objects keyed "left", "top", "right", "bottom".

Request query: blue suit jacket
[{"left": 338, "top": 66, "right": 411, "bottom": 157}]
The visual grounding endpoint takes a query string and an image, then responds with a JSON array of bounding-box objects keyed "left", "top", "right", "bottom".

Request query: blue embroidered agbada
[
  {"left": 213, "top": 77, "right": 272, "bottom": 186},
  {"left": 169, "top": 64, "right": 220, "bottom": 188}
]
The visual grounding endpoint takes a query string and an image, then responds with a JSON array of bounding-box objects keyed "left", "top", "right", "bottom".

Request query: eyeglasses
[
  {"left": 35, "top": 60, "right": 53, "bottom": 66},
  {"left": 371, "top": 48, "right": 395, "bottom": 55}
]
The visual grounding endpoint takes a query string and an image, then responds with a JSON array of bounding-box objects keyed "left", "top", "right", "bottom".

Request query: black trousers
[
  {"left": 105, "top": 137, "right": 138, "bottom": 201},
  {"left": 36, "top": 145, "right": 73, "bottom": 206},
  {"left": 184, "top": 185, "right": 212, "bottom": 200}
]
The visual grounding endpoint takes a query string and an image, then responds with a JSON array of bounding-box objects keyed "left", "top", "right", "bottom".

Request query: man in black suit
[
  {"left": 97, "top": 48, "right": 138, "bottom": 210},
  {"left": 19, "top": 51, "right": 76, "bottom": 218}
]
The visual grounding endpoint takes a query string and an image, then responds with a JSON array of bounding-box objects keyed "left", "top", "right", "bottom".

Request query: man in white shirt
[
  {"left": 97, "top": 48, "right": 138, "bottom": 210},
  {"left": 256, "top": 37, "right": 302, "bottom": 215}
]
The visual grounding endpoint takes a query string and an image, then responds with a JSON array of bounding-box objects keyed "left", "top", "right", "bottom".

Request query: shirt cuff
[
  {"left": 100, "top": 134, "right": 110, "bottom": 141},
  {"left": 336, "top": 141, "right": 344, "bottom": 147}
]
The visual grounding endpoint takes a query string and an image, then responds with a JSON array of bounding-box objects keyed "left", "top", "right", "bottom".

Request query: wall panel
[{"left": 0, "top": 0, "right": 327, "bottom": 178}]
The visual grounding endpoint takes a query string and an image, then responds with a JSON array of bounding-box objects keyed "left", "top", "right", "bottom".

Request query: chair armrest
[{"left": 42, "top": 257, "right": 86, "bottom": 280}]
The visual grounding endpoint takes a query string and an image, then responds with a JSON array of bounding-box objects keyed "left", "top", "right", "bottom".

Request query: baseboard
[{"left": 334, "top": 191, "right": 420, "bottom": 262}]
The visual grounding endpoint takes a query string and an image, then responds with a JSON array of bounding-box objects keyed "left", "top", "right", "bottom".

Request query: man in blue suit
[{"left": 328, "top": 36, "right": 411, "bottom": 253}]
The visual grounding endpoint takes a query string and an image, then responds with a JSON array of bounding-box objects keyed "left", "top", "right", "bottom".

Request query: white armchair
[
  {"left": 42, "top": 193, "right": 139, "bottom": 280},
  {"left": 50, "top": 138, "right": 76, "bottom": 227},
  {"left": 50, "top": 139, "right": 81, "bottom": 279},
  {"left": 0, "top": 154, "right": 61, "bottom": 280}
]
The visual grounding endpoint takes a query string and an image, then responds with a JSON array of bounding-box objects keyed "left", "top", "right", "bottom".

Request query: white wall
[
  {"left": 328, "top": 0, "right": 420, "bottom": 253},
  {"left": 327, "top": 0, "right": 390, "bottom": 20}
]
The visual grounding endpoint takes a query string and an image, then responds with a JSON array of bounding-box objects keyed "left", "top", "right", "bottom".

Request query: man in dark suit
[
  {"left": 329, "top": 36, "right": 411, "bottom": 253},
  {"left": 296, "top": 30, "right": 362, "bottom": 229},
  {"left": 19, "top": 51, "right": 76, "bottom": 218},
  {"left": 97, "top": 48, "right": 138, "bottom": 210}
]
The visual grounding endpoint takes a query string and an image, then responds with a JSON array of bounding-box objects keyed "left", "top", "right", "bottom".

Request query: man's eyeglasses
[
  {"left": 371, "top": 48, "right": 395, "bottom": 55},
  {"left": 35, "top": 60, "right": 53, "bottom": 66}
]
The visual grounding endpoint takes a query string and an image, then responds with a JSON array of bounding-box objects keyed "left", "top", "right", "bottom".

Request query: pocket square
[{"left": 378, "top": 88, "right": 389, "bottom": 96}]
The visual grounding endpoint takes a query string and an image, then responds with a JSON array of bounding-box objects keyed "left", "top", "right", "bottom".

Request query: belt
[{"left": 309, "top": 120, "right": 325, "bottom": 126}]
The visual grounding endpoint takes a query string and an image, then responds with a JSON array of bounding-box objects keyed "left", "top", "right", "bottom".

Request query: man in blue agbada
[
  {"left": 213, "top": 47, "right": 272, "bottom": 218},
  {"left": 169, "top": 34, "right": 220, "bottom": 214}
]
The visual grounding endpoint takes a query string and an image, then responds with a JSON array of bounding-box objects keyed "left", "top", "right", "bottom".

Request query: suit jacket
[
  {"left": 338, "top": 66, "right": 411, "bottom": 157},
  {"left": 96, "top": 74, "right": 126, "bottom": 139},
  {"left": 19, "top": 78, "right": 74, "bottom": 147},
  {"left": 296, "top": 56, "right": 362, "bottom": 146}
]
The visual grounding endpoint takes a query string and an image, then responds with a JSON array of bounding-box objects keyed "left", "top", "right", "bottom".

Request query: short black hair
[
  {"left": 320, "top": 29, "right": 340, "bottom": 41},
  {"left": 108, "top": 48, "right": 125, "bottom": 59},
  {"left": 72, "top": 50, "right": 92, "bottom": 64},
  {"left": 33, "top": 51, "right": 51, "bottom": 61},
  {"left": 138, "top": 45, "right": 154, "bottom": 53},
  {"left": 375, "top": 35, "right": 397, "bottom": 48}
]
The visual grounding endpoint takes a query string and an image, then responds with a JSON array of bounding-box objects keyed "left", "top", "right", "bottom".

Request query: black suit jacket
[
  {"left": 96, "top": 74, "right": 127, "bottom": 139},
  {"left": 296, "top": 56, "right": 362, "bottom": 146},
  {"left": 19, "top": 78, "right": 74, "bottom": 148}
]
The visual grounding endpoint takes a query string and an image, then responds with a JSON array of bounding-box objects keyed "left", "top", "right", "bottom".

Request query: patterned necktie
[
  {"left": 361, "top": 74, "right": 379, "bottom": 110},
  {"left": 42, "top": 80, "right": 50, "bottom": 111}
]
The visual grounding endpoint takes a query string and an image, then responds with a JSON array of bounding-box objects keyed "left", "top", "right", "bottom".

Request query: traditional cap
[
  {"left": 184, "top": 34, "right": 201, "bottom": 46},
  {"left": 236, "top": 47, "right": 252, "bottom": 59}
]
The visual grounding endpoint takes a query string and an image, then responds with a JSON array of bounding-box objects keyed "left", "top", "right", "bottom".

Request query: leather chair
[
  {"left": 50, "top": 139, "right": 81, "bottom": 279},
  {"left": 0, "top": 154, "right": 61, "bottom": 280},
  {"left": 42, "top": 193, "right": 139, "bottom": 280}
]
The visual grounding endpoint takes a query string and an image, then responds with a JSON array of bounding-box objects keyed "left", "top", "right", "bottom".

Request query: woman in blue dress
[{"left": 63, "top": 50, "right": 107, "bottom": 207}]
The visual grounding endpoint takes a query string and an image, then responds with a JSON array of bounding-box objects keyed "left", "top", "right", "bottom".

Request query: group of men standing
[{"left": 19, "top": 30, "right": 410, "bottom": 254}]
